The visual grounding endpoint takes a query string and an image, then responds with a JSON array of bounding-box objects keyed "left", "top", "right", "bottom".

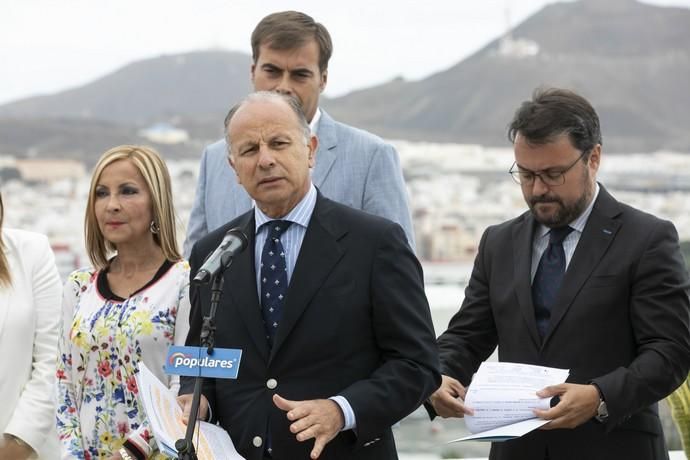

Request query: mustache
[{"left": 529, "top": 195, "right": 563, "bottom": 206}]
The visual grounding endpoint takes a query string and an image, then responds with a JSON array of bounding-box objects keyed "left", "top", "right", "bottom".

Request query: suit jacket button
[
  {"left": 253, "top": 436, "right": 263, "bottom": 447},
  {"left": 266, "top": 378, "right": 278, "bottom": 389}
]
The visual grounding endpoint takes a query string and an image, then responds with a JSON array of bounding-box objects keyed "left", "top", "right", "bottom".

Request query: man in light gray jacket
[{"left": 184, "top": 11, "right": 414, "bottom": 255}]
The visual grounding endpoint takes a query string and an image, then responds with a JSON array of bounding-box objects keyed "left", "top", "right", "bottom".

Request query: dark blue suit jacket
[{"left": 182, "top": 192, "right": 440, "bottom": 460}]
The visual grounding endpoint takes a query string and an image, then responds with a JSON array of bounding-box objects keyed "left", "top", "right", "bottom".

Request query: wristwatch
[{"left": 592, "top": 384, "right": 608, "bottom": 423}]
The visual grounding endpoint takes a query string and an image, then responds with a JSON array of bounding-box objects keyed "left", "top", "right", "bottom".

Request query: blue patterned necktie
[
  {"left": 260, "top": 220, "right": 292, "bottom": 348},
  {"left": 532, "top": 226, "right": 574, "bottom": 339}
]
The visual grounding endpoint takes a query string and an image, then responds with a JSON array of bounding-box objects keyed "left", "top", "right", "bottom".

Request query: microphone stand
[{"left": 176, "top": 253, "right": 234, "bottom": 460}]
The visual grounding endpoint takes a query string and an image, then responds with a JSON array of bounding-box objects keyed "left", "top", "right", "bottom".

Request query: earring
[{"left": 149, "top": 220, "right": 160, "bottom": 234}]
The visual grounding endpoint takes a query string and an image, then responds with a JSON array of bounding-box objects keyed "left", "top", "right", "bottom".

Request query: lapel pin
[{"left": 602, "top": 229, "right": 612, "bottom": 235}]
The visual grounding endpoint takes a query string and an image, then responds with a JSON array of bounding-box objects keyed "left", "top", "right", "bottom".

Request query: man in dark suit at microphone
[{"left": 178, "top": 91, "right": 440, "bottom": 460}]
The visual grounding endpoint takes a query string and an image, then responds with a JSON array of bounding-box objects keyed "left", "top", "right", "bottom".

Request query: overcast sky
[{"left": 1, "top": 0, "right": 688, "bottom": 105}]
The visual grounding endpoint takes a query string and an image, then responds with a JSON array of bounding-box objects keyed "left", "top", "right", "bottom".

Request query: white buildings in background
[
  {"left": 15, "top": 159, "right": 87, "bottom": 182},
  {"left": 394, "top": 141, "right": 690, "bottom": 260},
  {"left": 138, "top": 123, "right": 190, "bottom": 144},
  {"left": 2, "top": 143, "right": 690, "bottom": 280},
  {"left": 497, "top": 36, "right": 540, "bottom": 58}
]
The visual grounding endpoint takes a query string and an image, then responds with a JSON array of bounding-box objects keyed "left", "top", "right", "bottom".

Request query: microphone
[{"left": 193, "top": 228, "right": 248, "bottom": 284}]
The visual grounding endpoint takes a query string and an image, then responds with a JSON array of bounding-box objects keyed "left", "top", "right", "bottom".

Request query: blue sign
[{"left": 165, "top": 345, "right": 242, "bottom": 379}]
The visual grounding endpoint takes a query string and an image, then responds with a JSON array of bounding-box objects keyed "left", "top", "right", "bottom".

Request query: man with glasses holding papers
[{"left": 427, "top": 87, "right": 690, "bottom": 460}]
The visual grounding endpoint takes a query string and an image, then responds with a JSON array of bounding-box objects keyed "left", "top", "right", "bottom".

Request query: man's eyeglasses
[{"left": 509, "top": 151, "right": 587, "bottom": 186}]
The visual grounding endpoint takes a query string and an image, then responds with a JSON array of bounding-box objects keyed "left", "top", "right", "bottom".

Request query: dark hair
[
  {"left": 251, "top": 11, "right": 333, "bottom": 73},
  {"left": 224, "top": 92, "right": 311, "bottom": 153},
  {"left": 508, "top": 87, "right": 602, "bottom": 156}
]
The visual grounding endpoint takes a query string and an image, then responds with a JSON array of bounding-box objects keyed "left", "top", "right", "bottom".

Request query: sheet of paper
[
  {"left": 136, "top": 362, "right": 245, "bottom": 459},
  {"left": 451, "top": 418, "right": 551, "bottom": 442},
  {"left": 451, "top": 361, "right": 569, "bottom": 442}
]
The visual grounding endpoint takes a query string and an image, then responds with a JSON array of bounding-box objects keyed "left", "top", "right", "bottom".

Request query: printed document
[
  {"left": 451, "top": 361, "right": 569, "bottom": 442},
  {"left": 136, "top": 362, "right": 244, "bottom": 459}
]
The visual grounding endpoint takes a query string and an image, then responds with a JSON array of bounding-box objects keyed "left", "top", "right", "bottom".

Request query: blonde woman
[
  {"left": 0, "top": 193, "right": 62, "bottom": 460},
  {"left": 56, "top": 146, "right": 190, "bottom": 460}
]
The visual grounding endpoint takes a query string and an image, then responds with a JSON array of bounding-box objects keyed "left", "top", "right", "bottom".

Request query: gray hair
[{"left": 224, "top": 91, "right": 311, "bottom": 155}]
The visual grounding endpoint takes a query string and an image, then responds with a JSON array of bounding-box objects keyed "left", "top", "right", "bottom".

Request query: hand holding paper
[
  {"left": 451, "top": 362, "right": 569, "bottom": 442},
  {"left": 534, "top": 382, "right": 600, "bottom": 429},
  {"left": 177, "top": 393, "right": 210, "bottom": 425},
  {"left": 429, "top": 374, "right": 474, "bottom": 418},
  {"left": 135, "top": 363, "right": 243, "bottom": 459}
]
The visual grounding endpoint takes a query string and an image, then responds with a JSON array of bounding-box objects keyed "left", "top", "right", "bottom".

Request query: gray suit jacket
[{"left": 184, "top": 110, "right": 414, "bottom": 255}]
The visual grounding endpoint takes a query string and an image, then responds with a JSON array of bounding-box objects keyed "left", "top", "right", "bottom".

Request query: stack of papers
[
  {"left": 451, "top": 362, "right": 569, "bottom": 442},
  {"left": 135, "top": 362, "right": 244, "bottom": 459}
]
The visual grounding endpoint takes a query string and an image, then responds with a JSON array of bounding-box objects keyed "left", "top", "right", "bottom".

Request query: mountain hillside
[
  {"left": 1, "top": 0, "right": 689, "bottom": 155},
  {"left": 0, "top": 51, "right": 253, "bottom": 125},
  {"left": 323, "top": 0, "right": 690, "bottom": 151}
]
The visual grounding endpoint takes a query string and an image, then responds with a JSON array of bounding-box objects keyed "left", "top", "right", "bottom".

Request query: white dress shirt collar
[
  {"left": 309, "top": 108, "right": 322, "bottom": 134},
  {"left": 254, "top": 183, "right": 317, "bottom": 233}
]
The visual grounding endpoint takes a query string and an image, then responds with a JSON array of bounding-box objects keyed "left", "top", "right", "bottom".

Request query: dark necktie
[
  {"left": 532, "top": 226, "right": 574, "bottom": 339},
  {"left": 260, "top": 220, "right": 292, "bottom": 348}
]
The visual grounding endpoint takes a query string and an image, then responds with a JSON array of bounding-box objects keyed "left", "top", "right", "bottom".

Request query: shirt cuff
[{"left": 329, "top": 395, "right": 356, "bottom": 431}]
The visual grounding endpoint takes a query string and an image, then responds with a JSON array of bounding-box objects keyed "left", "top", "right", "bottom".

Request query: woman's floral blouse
[{"left": 56, "top": 261, "right": 190, "bottom": 459}]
